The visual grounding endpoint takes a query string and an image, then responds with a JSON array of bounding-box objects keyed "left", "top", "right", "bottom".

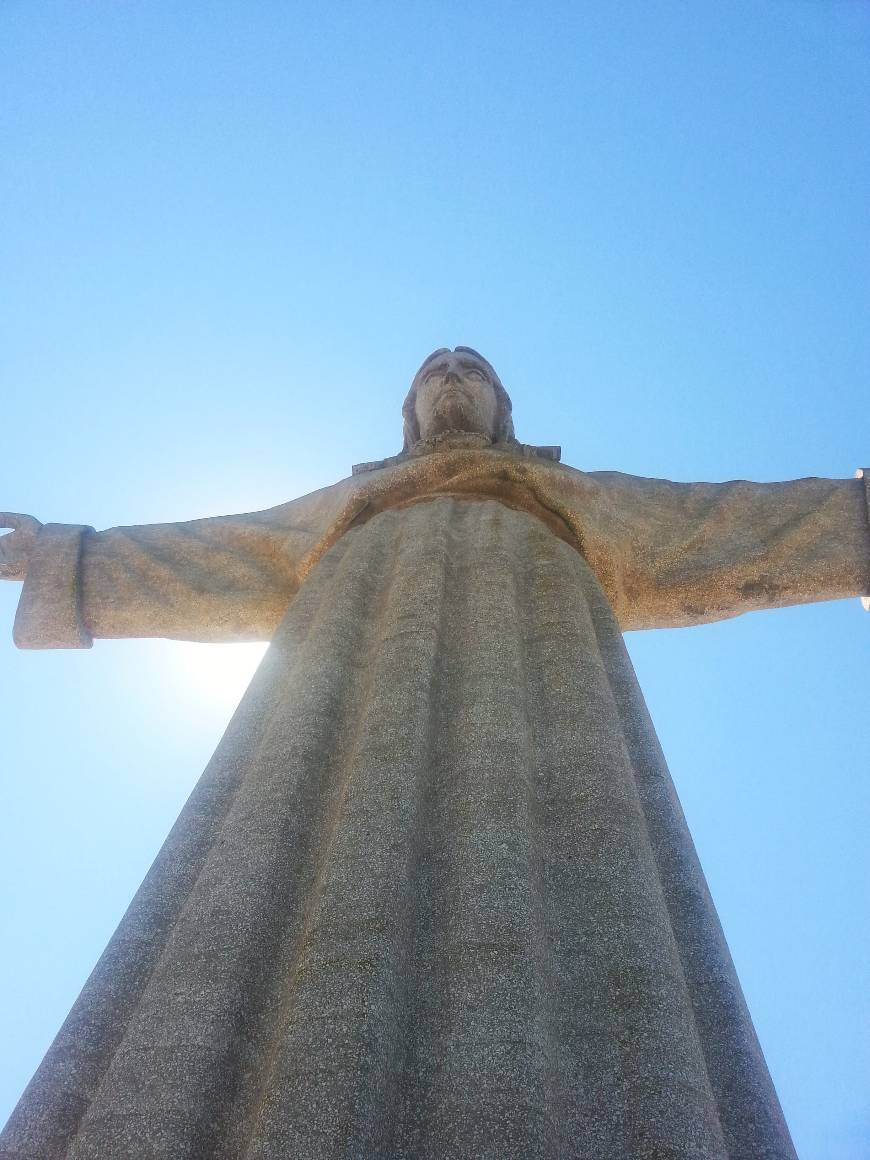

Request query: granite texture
[{"left": 2, "top": 498, "right": 808, "bottom": 1158}]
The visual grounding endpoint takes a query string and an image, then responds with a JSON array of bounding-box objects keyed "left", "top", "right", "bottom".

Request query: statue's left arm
[{"left": 574, "top": 468, "right": 870, "bottom": 630}]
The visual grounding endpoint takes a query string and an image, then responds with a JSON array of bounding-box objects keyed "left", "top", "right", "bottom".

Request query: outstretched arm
[
  {"left": 2, "top": 479, "right": 359, "bottom": 648},
  {"left": 577, "top": 468, "right": 870, "bottom": 631}
]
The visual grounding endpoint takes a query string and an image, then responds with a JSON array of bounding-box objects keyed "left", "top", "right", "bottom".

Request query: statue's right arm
[{"left": 2, "top": 479, "right": 360, "bottom": 649}]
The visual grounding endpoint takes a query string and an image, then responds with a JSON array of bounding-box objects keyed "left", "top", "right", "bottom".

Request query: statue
[{"left": 1, "top": 348, "right": 868, "bottom": 1159}]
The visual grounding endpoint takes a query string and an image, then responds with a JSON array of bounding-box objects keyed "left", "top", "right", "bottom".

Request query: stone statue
[{"left": 1, "top": 348, "right": 868, "bottom": 1160}]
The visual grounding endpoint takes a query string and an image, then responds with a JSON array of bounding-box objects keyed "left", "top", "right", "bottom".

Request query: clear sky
[{"left": 1, "top": 2, "right": 868, "bottom": 1155}]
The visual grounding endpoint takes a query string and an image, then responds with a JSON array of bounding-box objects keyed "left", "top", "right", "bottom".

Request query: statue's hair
[{"left": 401, "top": 347, "right": 516, "bottom": 451}]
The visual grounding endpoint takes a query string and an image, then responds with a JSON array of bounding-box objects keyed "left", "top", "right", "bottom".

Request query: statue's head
[{"left": 402, "top": 347, "right": 516, "bottom": 450}]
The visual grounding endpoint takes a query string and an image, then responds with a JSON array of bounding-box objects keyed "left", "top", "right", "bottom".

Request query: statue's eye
[{"left": 466, "top": 369, "right": 486, "bottom": 381}]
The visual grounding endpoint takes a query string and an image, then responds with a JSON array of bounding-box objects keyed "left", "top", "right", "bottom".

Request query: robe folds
[{"left": 3, "top": 448, "right": 869, "bottom": 1159}]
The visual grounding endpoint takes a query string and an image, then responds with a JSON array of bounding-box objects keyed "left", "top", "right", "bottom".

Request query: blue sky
[{"left": 1, "top": 2, "right": 868, "bottom": 1155}]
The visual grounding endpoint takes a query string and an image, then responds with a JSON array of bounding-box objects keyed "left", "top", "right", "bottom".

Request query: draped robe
[{"left": 3, "top": 446, "right": 869, "bottom": 1159}]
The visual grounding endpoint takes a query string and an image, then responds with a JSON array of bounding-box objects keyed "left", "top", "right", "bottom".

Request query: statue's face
[{"left": 413, "top": 351, "right": 499, "bottom": 441}]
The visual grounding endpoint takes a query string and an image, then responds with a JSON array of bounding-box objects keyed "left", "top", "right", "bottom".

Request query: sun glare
[{"left": 169, "top": 641, "right": 270, "bottom": 711}]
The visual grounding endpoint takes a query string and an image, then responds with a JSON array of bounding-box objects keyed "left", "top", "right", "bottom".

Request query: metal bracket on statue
[{"left": 857, "top": 468, "right": 870, "bottom": 611}]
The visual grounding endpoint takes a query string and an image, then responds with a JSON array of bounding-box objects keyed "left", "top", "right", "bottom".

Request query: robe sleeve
[
  {"left": 576, "top": 468, "right": 870, "bottom": 631},
  {"left": 12, "top": 478, "right": 360, "bottom": 648}
]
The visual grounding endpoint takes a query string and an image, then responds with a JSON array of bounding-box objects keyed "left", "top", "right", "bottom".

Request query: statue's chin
[
  {"left": 428, "top": 398, "right": 484, "bottom": 437},
  {"left": 425, "top": 422, "right": 488, "bottom": 440}
]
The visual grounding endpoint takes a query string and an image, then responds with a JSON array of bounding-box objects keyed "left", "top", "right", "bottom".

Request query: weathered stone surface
[
  {"left": 1, "top": 349, "right": 868, "bottom": 1157},
  {"left": 1, "top": 500, "right": 800, "bottom": 1158}
]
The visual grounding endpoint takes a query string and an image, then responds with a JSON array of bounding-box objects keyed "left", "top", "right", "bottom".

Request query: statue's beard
[{"left": 429, "top": 389, "right": 487, "bottom": 436}]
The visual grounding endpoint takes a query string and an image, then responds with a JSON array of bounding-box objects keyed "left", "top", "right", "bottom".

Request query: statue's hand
[{"left": 0, "top": 513, "right": 43, "bottom": 580}]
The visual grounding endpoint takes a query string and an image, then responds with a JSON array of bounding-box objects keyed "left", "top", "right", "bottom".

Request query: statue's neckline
[{"left": 352, "top": 433, "right": 561, "bottom": 476}]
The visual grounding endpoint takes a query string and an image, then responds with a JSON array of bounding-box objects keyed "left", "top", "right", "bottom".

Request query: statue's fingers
[
  {"left": 0, "top": 560, "right": 25, "bottom": 580},
  {"left": 0, "top": 513, "right": 41, "bottom": 535}
]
